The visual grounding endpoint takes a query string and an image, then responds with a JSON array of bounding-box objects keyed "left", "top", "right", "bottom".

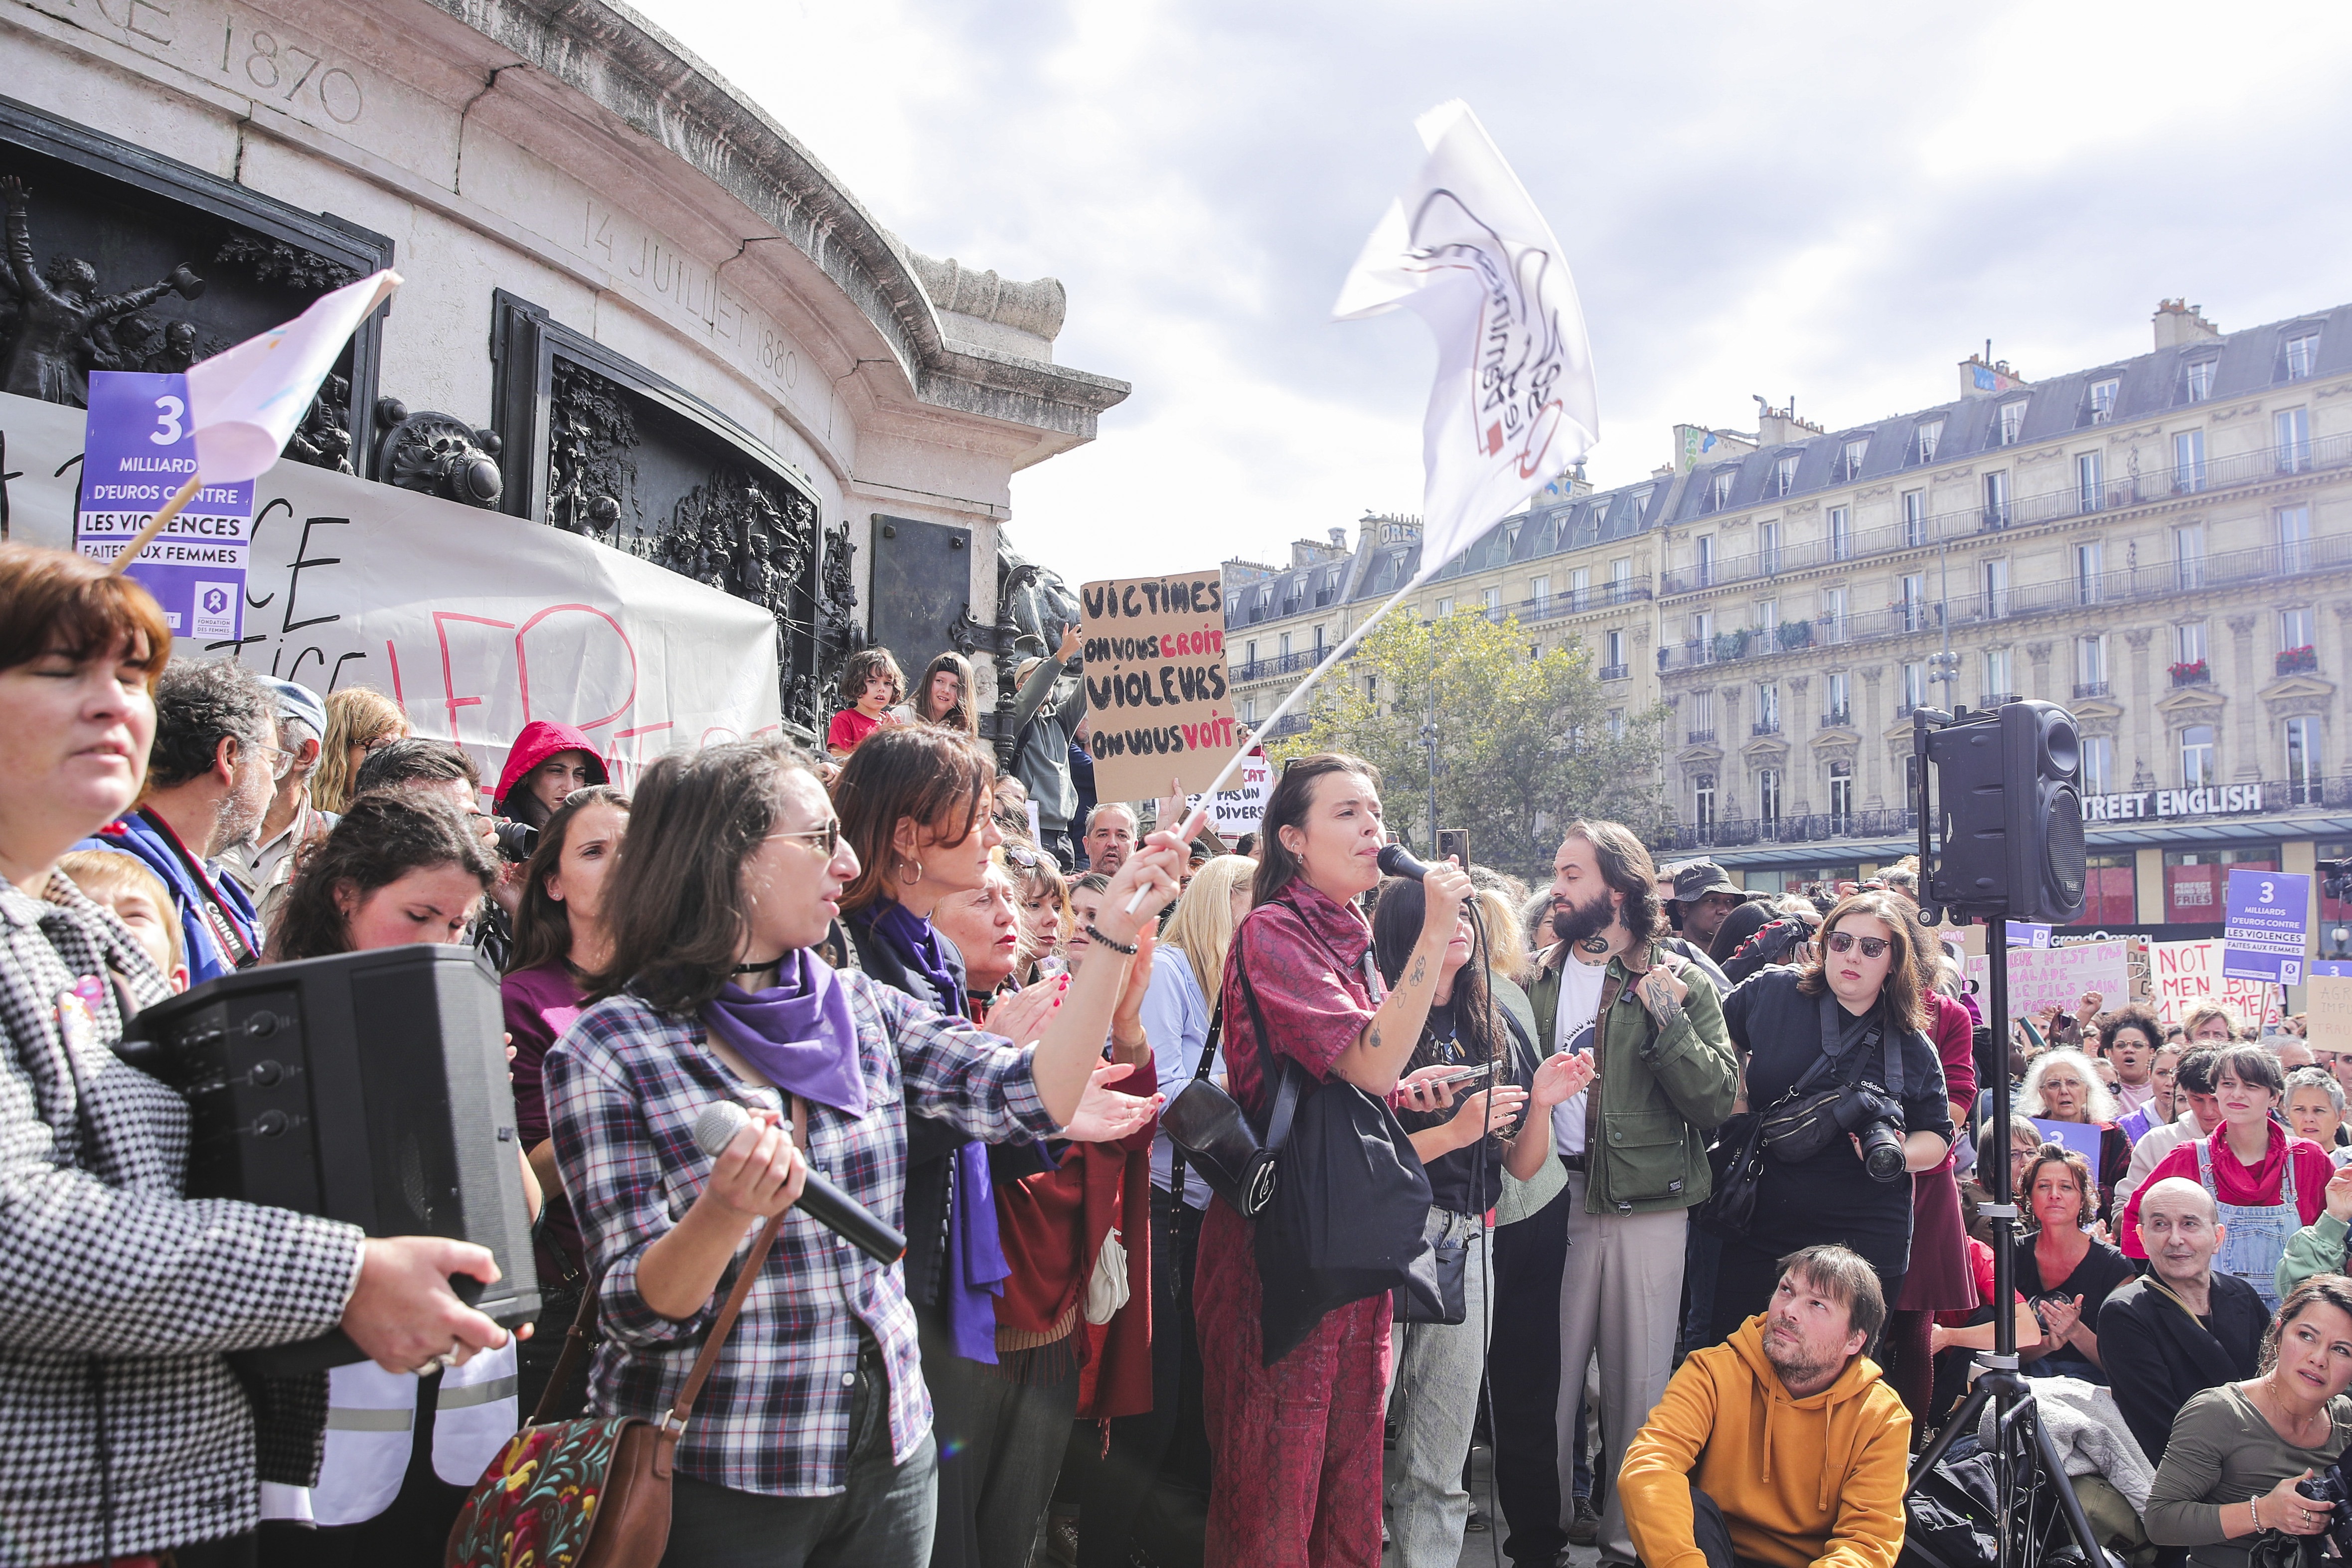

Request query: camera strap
[{"left": 1816, "top": 991, "right": 1899, "bottom": 1100}]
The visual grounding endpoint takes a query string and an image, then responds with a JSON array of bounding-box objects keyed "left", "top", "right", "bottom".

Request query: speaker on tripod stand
[{"left": 1906, "top": 699, "right": 2116, "bottom": 1568}]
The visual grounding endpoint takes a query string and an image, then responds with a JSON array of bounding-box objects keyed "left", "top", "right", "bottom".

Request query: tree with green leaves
[{"left": 1266, "top": 609, "right": 1668, "bottom": 883}]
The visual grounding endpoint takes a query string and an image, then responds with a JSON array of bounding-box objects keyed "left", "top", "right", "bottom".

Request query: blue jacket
[{"left": 78, "top": 809, "right": 261, "bottom": 983}]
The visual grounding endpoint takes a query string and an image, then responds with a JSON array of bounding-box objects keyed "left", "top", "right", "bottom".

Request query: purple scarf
[
  {"left": 699, "top": 950, "right": 867, "bottom": 1116},
  {"left": 870, "top": 899, "right": 1007, "bottom": 1361}
]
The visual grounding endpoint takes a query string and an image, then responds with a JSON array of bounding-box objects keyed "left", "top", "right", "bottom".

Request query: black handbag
[
  {"left": 1238, "top": 965, "right": 1433, "bottom": 1364},
  {"left": 1163, "top": 996, "right": 1290, "bottom": 1218},
  {"left": 1698, "top": 997, "right": 1858, "bottom": 1238},
  {"left": 1758, "top": 995, "right": 1897, "bottom": 1164},
  {"left": 1392, "top": 1208, "right": 1469, "bottom": 1325}
]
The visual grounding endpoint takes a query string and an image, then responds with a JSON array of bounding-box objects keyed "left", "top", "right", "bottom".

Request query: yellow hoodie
[{"left": 1620, "top": 1314, "right": 1910, "bottom": 1568}]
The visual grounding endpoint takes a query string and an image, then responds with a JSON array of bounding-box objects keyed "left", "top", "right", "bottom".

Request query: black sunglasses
[{"left": 1825, "top": 931, "right": 1890, "bottom": 959}]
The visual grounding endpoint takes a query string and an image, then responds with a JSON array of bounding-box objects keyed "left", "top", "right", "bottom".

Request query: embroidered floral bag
[{"left": 445, "top": 1212, "right": 784, "bottom": 1568}]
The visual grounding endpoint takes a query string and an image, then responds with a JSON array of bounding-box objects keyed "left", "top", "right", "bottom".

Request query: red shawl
[{"left": 991, "top": 1061, "right": 1158, "bottom": 1420}]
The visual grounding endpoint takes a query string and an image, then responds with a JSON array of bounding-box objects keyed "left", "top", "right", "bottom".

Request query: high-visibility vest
[{"left": 309, "top": 1341, "right": 520, "bottom": 1525}]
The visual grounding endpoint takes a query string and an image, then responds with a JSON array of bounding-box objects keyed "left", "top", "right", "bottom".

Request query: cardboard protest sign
[
  {"left": 1079, "top": 569, "right": 1239, "bottom": 801},
  {"left": 1189, "top": 745, "right": 1272, "bottom": 839},
  {"left": 8, "top": 391, "right": 783, "bottom": 794},
  {"left": 2308, "top": 975, "right": 2352, "bottom": 1052},
  {"left": 2148, "top": 939, "right": 2278, "bottom": 1028}
]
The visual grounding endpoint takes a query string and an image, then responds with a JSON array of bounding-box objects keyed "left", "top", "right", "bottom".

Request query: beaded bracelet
[{"left": 1085, "top": 922, "right": 1138, "bottom": 956}]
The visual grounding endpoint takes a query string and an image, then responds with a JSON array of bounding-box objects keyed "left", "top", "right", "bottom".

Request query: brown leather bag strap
[
  {"left": 664, "top": 1208, "right": 787, "bottom": 1432},
  {"left": 524, "top": 1279, "right": 605, "bottom": 1428}
]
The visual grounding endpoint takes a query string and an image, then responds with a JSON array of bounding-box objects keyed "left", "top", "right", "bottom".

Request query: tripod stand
[{"left": 1905, "top": 713, "right": 2116, "bottom": 1568}]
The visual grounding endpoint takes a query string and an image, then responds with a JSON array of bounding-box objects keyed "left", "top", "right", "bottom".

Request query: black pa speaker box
[
  {"left": 119, "top": 943, "right": 540, "bottom": 1373},
  {"left": 1924, "top": 699, "right": 2088, "bottom": 923}
]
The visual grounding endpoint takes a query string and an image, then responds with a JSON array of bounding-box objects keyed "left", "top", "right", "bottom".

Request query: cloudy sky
[{"left": 635, "top": 0, "right": 2352, "bottom": 585}]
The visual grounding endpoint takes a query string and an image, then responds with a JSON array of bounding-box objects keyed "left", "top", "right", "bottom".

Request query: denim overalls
[{"left": 2196, "top": 1132, "right": 2299, "bottom": 1310}]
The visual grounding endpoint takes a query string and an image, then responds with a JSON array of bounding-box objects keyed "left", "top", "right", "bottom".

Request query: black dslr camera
[
  {"left": 1834, "top": 1087, "right": 1909, "bottom": 1183},
  {"left": 488, "top": 817, "right": 538, "bottom": 863},
  {"left": 2297, "top": 1463, "right": 2352, "bottom": 1561}
]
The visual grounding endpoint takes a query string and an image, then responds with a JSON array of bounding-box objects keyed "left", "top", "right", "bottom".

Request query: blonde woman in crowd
[{"left": 312, "top": 686, "right": 409, "bottom": 813}]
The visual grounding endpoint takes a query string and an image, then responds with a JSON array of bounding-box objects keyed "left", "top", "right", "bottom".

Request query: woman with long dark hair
[
  {"left": 267, "top": 791, "right": 518, "bottom": 1565},
  {"left": 894, "top": 650, "right": 982, "bottom": 740},
  {"left": 1371, "top": 876, "right": 1590, "bottom": 1567},
  {"left": 833, "top": 726, "right": 1164, "bottom": 1568},
  {"left": 540, "top": 739, "right": 1178, "bottom": 1567},
  {"left": 501, "top": 784, "right": 629, "bottom": 1418},
  {"left": 1709, "top": 888, "right": 1954, "bottom": 1342},
  {"left": 2015, "top": 1144, "right": 2132, "bottom": 1382},
  {"left": 1196, "top": 753, "right": 1476, "bottom": 1566}
]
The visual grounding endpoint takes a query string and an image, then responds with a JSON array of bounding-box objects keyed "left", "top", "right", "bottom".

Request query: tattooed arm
[{"left": 1331, "top": 860, "right": 1475, "bottom": 1097}]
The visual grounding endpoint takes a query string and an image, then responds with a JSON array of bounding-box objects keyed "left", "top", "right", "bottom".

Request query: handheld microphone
[
  {"left": 692, "top": 1101, "right": 907, "bottom": 1265},
  {"left": 1376, "top": 844, "right": 1431, "bottom": 881}
]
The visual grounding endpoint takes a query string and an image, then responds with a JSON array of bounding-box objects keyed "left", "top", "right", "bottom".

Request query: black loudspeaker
[
  {"left": 1925, "top": 699, "right": 2087, "bottom": 922},
  {"left": 119, "top": 944, "right": 540, "bottom": 1373}
]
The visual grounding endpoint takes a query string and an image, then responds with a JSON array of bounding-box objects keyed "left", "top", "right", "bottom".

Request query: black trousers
[
  {"left": 1489, "top": 1169, "right": 1576, "bottom": 1568},
  {"left": 1069, "top": 1186, "right": 1207, "bottom": 1567},
  {"left": 1689, "top": 1477, "right": 1776, "bottom": 1568}
]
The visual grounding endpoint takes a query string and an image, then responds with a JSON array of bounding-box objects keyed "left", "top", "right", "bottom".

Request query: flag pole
[
  {"left": 1125, "top": 574, "right": 1428, "bottom": 912},
  {"left": 103, "top": 473, "right": 201, "bottom": 576}
]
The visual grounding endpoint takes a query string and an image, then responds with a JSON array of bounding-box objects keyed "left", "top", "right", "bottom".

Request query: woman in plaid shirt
[{"left": 544, "top": 739, "right": 1181, "bottom": 1567}]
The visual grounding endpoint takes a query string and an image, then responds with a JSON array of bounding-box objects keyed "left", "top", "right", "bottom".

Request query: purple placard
[
  {"left": 2223, "top": 868, "right": 2311, "bottom": 986},
  {"left": 2029, "top": 1117, "right": 2104, "bottom": 1164},
  {"left": 74, "top": 370, "right": 254, "bottom": 643}
]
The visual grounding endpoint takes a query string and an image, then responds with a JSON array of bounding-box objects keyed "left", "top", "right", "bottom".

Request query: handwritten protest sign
[
  {"left": 8, "top": 391, "right": 782, "bottom": 793},
  {"left": 2308, "top": 976, "right": 2352, "bottom": 1052},
  {"left": 2148, "top": 939, "right": 2279, "bottom": 1028},
  {"left": 1079, "top": 568, "right": 1239, "bottom": 801},
  {"left": 1962, "top": 940, "right": 2132, "bottom": 1016},
  {"left": 1189, "top": 745, "right": 1272, "bottom": 838}
]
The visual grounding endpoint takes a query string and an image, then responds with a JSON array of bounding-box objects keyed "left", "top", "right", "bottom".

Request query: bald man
[{"left": 2098, "top": 1177, "right": 2270, "bottom": 1462}]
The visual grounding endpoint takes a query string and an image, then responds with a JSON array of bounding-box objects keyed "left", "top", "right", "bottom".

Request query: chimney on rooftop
[
  {"left": 1754, "top": 400, "right": 1823, "bottom": 447},
  {"left": 2153, "top": 299, "right": 2220, "bottom": 350},
  {"left": 1328, "top": 527, "right": 1347, "bottom": 550},
  {"left": 1958, "top": 353, "right": 2029, "bottom": 399}
]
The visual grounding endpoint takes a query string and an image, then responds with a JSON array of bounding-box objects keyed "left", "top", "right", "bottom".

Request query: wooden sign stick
[{"left": 102, "top": 473, "right": 201, "bottom": 575}]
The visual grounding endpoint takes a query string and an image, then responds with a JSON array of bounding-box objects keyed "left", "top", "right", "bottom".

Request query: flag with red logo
[{"left": 1334, "top": 100, "right": 1598, "bottom": 586}]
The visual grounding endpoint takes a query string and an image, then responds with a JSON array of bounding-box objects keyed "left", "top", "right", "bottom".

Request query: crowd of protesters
[{"left": 8, "top": 534, "right": 2352, "bottom": 1568}]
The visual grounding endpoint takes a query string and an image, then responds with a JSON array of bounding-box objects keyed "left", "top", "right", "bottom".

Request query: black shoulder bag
[
  {"left": 1756, "top": 993, "right": 1898, "bottom": 1163},
  {"left": 1697, "top": 990, "right": 1881, "bottom": 1237},
  {"left": 1163, "top": 994, "right": 1289, "bottom": 1218},
  {"left": 1239, "top": 963, "right": 1433, "bottom": 1366}
]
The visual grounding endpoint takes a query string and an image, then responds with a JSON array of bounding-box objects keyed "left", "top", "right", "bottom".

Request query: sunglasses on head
[{"left": 1825, "top": 931, "right": 1890, "bottom": 958}]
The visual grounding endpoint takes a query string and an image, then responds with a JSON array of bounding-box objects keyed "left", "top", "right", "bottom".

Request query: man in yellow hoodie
[{"left": 1620, "top": 1245, "right": 1909, "bottom": 1568}]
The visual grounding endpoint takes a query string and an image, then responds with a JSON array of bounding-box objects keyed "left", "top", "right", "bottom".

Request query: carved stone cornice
[{"left": 2260, "top": 673, "right": 2337, "bottom": 719}]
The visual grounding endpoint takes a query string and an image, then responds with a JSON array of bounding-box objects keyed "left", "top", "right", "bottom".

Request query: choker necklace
[{"left": 732, "top": 955, "right": 786, "bottom": 975}]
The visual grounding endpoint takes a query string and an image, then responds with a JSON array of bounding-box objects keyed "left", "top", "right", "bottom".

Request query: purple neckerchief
[
  {"left": 870, "top": 898, "right": 1009, "bottom": 1362},
  {"left": 946, "top": 1141, "right": 1009, "bottom": 1362},
  {"left": 699, "top": 951, "right": 867, "bottom": 1116},
  {"left": 873, "top": 899, "right": 962, "bottom": 1017}
]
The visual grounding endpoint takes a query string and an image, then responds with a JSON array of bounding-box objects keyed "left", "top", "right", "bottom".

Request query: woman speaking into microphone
[
  {"left": 541, "top": 740, "right": 1179, "bottom": 1567},
  {"left": 1196, "top": 753, "right": 1475, "bottom": 1567}
]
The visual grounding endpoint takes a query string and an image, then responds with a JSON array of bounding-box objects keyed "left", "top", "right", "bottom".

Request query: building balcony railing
[
  {"left": 1751, "top": 719, "right": 1783, "bottom": 737},
  {"left": 1513, "top": 578, "right": 1654, "bottom": 624},
  {"left": 1658, "top": 428, "right": 2352, "bottom": 596},
  {"left": 2169, "top": 661, "right": 2211, "bottom": 687},
  {"left": 2279, "top": 645, "right": 2319, "bottom": 676},
  {"left": 1654, "top": 807, "right": 1919, "bottom": 853},
  {"left": 2073, "top": 680, "right": 2111, "bottom": 700},
  {"left": 1598, "top": 662, "right": 1630, "bottom": 682},
  {"left": 1820, "top": 709, "right": 1853, "bottom": 729},
  {"left": 1655, "top": 531, "right": 2352, "bottom": 674},
  {"left": 1978, "top": 693, "right": 2020, "bottom": 710},
  {"left": 1253, "top": 713, "right": 1311, "bottom": 740},
  {"left": 1686, "top": 729, "right": 1717, "bottom": 746},
  {"left": 1231, "top": 645, "right": 1333, "bottom": 684}
]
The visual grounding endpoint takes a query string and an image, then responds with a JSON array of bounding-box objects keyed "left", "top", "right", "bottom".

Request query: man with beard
[
  {"left": 1620, "top": 1246, "right": 1909, "bottom": 1568},
  {"left": 1489, "top": 821, "right": 1737, "bottom": 1568},
  {"left": 77, "top": 656, "right": 280, "bottom": 982}
]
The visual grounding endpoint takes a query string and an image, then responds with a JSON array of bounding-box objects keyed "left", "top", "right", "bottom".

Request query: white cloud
[{"left": 633, "top": 0, "right": 2352, "bottom": 584}]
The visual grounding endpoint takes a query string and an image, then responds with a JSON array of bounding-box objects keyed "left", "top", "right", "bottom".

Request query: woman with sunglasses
[
  {"left": 1709, "top": 888, "right": 1954, "bottom": 1343},
  {"left": 833, "top": 728, "right": 1163, "bottom": 1568},
  {"left": 537, "top": 740, "right": 1179, "bottom": 1567}
]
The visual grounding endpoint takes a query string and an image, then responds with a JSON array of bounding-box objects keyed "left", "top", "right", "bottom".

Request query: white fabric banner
[
  {"left": 1334, "top": 99, "right": 1599, "bottom": 587},
  {"left": 4, "top": 391, "right": 783, "bottom": 793}
]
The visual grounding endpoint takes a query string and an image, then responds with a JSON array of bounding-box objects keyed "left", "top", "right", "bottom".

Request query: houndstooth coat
[{"left": 0, "top": 874, "right": 363, "bottom": 1563}]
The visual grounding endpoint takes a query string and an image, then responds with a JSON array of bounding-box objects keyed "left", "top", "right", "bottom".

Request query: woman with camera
[
  {"left": 266, "top": 790, "right": 526, "bottom": 1563},
  {"left": 831, "top": 728, "right": 1163, "bottom": 1568},
  {"left": 500, "top": 784, "right": 630, "bottom": 1418},
  {"left": 2146, "top": 1274, "right": 2352, "bottom": 1568},
  {"left": 0, "top": 546, "right": 514, "bottom": 1568},
  {"left": 1194, "top": 754, "right": 1476, "bottom": 1566},
  {"left": 1709, "top": 888, "right": 1954, "bottom": 1343},
  {"left": 1371, "top": 874, "right": 1591, "bottom": 1568},
  {"left": 541, "top": 739, "right": 1179, "bottom": 1567}
]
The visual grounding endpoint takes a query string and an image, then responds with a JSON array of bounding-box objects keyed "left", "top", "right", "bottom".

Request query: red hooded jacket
[{"left": 493, "top": 720, "right": 611, "bottom": 816}]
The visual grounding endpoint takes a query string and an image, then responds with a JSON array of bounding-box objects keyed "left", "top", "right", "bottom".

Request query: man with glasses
[{"left": 77, "top": 656, "right": 281, "bottom": 982}]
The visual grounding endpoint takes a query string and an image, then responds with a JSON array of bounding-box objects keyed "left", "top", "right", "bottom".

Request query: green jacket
[
  {"left": 1529, "top": 940, "right": 1739, "bottom": 1216},
  {"left": 2279, "top": 1210, "right": 2349, "bottom": 1302}
]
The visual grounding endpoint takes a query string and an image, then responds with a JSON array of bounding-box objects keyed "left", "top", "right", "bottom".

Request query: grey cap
[
  {"left": 1671, "top": 860, "right": 1739, "bottom": 903},
  {"left": 261, "top": 677, "right": 329, "bottom": 742}
]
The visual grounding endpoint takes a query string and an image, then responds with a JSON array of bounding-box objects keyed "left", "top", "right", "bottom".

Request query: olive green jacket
[{"left": 1528, "top": 940, "right": 1739, "bottom": 1216}]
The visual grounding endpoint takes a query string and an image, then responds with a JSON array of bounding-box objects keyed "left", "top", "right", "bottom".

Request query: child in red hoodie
[{"left": 828, "top": 647, "right": 906, "bottom": 758}]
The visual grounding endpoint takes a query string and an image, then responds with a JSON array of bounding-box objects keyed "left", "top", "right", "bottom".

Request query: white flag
[
  {"left": 187, "top": 269, "right": 401, "bottom": 482},
  {"left": 1335, "top": 102, "right": 1597, "bottom": 586}
]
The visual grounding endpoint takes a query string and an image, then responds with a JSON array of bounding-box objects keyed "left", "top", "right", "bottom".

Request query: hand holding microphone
[
  {"left": 692, "top": 1101, "right": 907, "bottom": 1265},
  {"left": 1377, "top": 844, "right": 1475, "bottom": 943}
]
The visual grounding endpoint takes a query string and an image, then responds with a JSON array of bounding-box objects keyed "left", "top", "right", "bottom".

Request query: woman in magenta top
[
  {"left": 1194, "top": 753, "right": 1476, "bottom": 1568},
  {"left": 502, "top": 784, "right": 629, "bottom": 1416},
  {"left": 2121, "top": 1044, "right": 2332, "bottom": 1308}
]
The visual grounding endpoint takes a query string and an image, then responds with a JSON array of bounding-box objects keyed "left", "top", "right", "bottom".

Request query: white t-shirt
[{"left": 1550, "top": 951, "right": 1611, "bottom": 1156}]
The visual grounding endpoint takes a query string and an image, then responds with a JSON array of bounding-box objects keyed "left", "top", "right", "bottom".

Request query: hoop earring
[{"left": 900, "top": 857, "right": 925, "bottom": 887}]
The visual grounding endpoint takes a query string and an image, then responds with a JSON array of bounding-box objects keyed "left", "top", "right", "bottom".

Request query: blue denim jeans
[
  {"left": 1384, "top": 1212, "right": 1491, "bottom": 1568},
  {"left": 659, "top": 1346, "right": 937, "bottom": 1568}
]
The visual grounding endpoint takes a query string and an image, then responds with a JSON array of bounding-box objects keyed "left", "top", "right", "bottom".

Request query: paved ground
[{"left": 1381, "top": 1442, "right": 1605, "bottom": 1568}]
